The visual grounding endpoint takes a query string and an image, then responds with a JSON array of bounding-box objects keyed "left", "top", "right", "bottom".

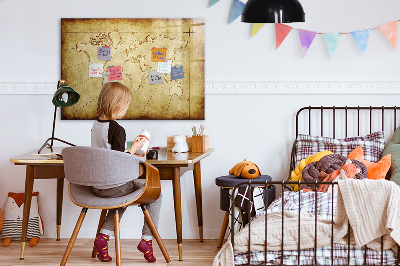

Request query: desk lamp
[
  {"left": 241, "top": 0, "right": 305, "bottom": 23},
  {"left": 38, "top": 80, "right": 80, "bottom": 154}
]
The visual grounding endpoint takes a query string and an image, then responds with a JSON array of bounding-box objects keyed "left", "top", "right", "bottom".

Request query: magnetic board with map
[{"left": 61, "top": 18, "right": 205, "bottom": 120}]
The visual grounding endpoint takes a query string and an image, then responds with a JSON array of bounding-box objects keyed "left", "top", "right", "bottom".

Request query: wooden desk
[
  {"left": 146, "top": 148, "right": 213, "bottom": 260},
  {"left": 10, "top": 147, "right": 213, "bottom": 261}
]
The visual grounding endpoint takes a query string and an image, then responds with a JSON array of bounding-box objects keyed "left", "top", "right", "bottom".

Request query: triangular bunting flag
[
  {"left": 323, "top": 33, "right": 341, "bottom": 58},
  {"left": 229, "top": 0, "right": 245, "bottom": 24},
  {"left": 251, "top": 23, "right": 266, "bottom": 38},
  {"left": 351, "top": 29, "right": 370, "bottom": 55},
  {"left": 275, "top": 23, "right": 293, "bottom": 49},
  {"left": 378, "top": 21, "right": 398, "bottom": 50},
  {"left": 298, "top": 29, "right": 317, "bottom": 58},
  {"left": 209, "top": 0, "right": 220, "bottom": 7}
]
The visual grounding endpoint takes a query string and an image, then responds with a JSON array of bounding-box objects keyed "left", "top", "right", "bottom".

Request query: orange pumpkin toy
[{"left": 229, "top": 159, "right": 261, "bottom": 179}]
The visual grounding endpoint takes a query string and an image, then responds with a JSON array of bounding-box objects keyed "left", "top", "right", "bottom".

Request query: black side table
[{"left": 215, "top": 175, "right": 275, "bottom": 248}]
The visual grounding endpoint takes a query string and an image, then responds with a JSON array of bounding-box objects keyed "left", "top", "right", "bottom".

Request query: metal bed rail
[
  {"left": 295, "top": 106, "right": 398, "bottom": 138},
  {"left": 230, "top": 180, "right": 400, "bottom": 266}
]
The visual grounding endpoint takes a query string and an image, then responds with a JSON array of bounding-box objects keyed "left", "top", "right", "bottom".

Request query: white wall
[{"left": 1, "top": 0, "right": 400, "bottom": 240}]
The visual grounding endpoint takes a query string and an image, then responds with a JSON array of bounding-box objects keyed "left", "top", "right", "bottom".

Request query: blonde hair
[{"left": 97, "top": 82, "right": 132, "bottom": 120}]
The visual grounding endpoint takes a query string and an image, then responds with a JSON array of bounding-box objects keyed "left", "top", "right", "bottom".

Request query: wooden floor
[{"left": 0, "top": 239, "right": 221, "bottom": 265}]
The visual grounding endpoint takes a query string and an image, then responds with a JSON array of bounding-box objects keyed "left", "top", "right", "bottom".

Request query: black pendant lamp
[{"left": 242, "top": 0, "right": 305, "bottom": 23}]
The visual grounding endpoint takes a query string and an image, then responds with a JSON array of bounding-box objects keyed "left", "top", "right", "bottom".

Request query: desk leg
[
  {"left": 172, "top": 167, "right": 183, "bottom": 261},
  {"left": 56, "top": 178, "right": 64, "bottom": 241},
  {"left": 20, "top": 165, "right": 35, "bottom": 259},
  {"left": 193, "top": 161, "right": 203, "bottom": 242}
]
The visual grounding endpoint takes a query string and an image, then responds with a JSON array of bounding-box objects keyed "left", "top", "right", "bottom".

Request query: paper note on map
[
  {"left": 98, "top": 46, "right": 111, "bottom": 60},
  {"left": 171, "top": 65, "right": 184, "bottom": 80},
  {"left": 107, "top": 65, "right": 122, "bottom": 81},
  {"left": 151, "top": 48, "right": 167, "bottom": 62},
  {"left": 149, "top": 71, "right": 163, "bottom": 85},
  {"left": 157, "top": 60, "right": 172, "bottom": 73},
  {"left": 89, "top": 63, "right": 103, "bottom": 77}
]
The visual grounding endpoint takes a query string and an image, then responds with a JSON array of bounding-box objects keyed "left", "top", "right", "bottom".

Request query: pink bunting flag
[
  {"left": 298, "top": 29, "right": 317, "bottom": 58},
  {"left": 378, "top": 21, "right": 398, "bottom": 50},
  {"left": 275, "top": 23, "right": 293, "bottom": 49}
]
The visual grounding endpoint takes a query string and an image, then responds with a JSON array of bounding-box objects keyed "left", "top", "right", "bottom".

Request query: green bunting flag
[
  {"left": 209, "top": 0, "right": 221, "bottom": 8},
  {"left": 323, "top": 33, "right": 341, "bottom": 58}
]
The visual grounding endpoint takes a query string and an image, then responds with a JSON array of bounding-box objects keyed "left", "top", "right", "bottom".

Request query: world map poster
[{"left": 61, "top": 18, "right": 205, "bottom": 120}]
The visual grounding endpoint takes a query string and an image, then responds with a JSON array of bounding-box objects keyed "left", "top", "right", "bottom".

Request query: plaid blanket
[
  {"left": 234, "top": 191, "right": 397, "bottom": 265},
  {"left": 235, "top": 244, "right": 397, "bottom": 265},
  {"left": 266, "top": 190, "right": 336, "bottom": 220}
]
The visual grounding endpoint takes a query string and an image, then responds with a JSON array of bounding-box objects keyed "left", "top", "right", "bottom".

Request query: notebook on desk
[{"left": 30, "top": 153, "right": 63, "bottom": 159}]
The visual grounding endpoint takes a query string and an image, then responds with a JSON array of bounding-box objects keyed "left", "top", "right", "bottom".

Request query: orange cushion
[{"left": 347, "top": 146, "right": 391, "bottom": 180}]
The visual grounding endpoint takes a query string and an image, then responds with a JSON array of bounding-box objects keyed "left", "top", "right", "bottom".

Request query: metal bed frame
[{"left": 230, "top": 106, "right": 400, "bottom": 266}]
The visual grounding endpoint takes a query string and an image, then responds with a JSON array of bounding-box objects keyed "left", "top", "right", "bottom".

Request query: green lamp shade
[{"left": 52, "top": 83, "right": 80, "bottom": 108}]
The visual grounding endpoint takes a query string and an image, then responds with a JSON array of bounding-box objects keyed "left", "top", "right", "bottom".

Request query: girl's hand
[
  {"left": 134, "top": 148, "right": 149, "bottom": 157},
  {"left": 128, "top": 137, "right": 147, "bottom": 155}
]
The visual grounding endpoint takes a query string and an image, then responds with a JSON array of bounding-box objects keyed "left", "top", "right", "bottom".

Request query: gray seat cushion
[{"left": 69, "top": 180, "right": 145, "bottom": 208}]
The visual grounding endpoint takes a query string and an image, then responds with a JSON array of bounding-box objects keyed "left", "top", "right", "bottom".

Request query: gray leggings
[{"left": 92, "top": 180, "right": 162, "bottom": 240}]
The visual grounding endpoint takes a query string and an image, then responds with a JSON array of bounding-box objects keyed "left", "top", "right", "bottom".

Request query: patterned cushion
[{"left": 295, "top": 131, "right": 385, "bottom": 166}]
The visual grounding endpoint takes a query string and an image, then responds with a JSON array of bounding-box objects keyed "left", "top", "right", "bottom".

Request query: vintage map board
[{"left": 61, "top": 18, "right": 205, "bottom": 120}]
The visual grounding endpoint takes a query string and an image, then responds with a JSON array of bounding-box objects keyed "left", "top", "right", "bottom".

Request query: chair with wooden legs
[{"left": 60, "top": 146, "right": 171, "bottom": 265}]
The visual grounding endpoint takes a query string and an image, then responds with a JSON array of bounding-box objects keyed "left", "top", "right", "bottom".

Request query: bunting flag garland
[
  {"left": 351, "top": 29, "right": 370, "bottom": 55},
  {"left": 208, "top": 3, "right": 400, "bottom": 57},
  {"left": 251, "top": 23, "right": 266, "bottom": 38},
  {"left": 298, "top": 29, "right": 317, "bottom": 58},
  {"left": 229, "top": 0, "right": 245, "bottom": 24},
  {"left": 378, "top": 21, "right": 398, "bottom": 50},
  {"left": 209, "top": 0, "right": 220, "bottom": 7},
  {"left": 323, "top": 33, "right": 341, "bottom": 58},
  {"left": 275, "top": 23, "right": 293, "bottom": 49}
]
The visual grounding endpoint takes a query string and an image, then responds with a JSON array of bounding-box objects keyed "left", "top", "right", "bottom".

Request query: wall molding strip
[
  {"left": 1, "top": 81, "right": 400, "bottom": 95},
  {"left": 206, "top": 81, "right": 400, "bottom": 94}
]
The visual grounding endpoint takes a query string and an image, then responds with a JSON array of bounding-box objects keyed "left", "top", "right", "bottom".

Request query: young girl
[{"left": 91, "top": 82, "right": 162, "bottom": 263}]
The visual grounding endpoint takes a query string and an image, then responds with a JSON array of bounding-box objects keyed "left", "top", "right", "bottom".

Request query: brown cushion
[{"left": 302, "top": 154, "right": 368, "bottom": 189}]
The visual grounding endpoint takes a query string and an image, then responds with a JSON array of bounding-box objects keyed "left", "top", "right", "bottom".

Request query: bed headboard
[
  {"left": 295, "top": 106, "right": 400, "bottom": 138},
  {"left": 290, "top": 106, "right": 400, "bottom": 179}
]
